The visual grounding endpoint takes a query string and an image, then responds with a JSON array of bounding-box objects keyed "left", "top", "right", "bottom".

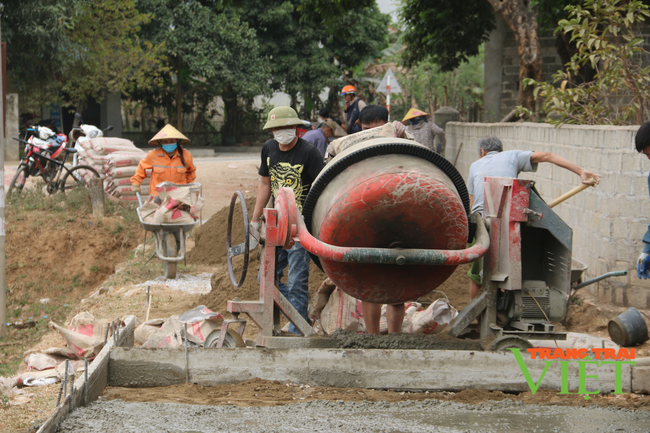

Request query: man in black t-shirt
[{"left": 251, "top": 106, "right": 324, "bottom": 334}]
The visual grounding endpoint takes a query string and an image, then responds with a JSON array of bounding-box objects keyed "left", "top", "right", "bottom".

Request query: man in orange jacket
[{"left": 131, "top": 124, "right": 197, "bottom": 198}]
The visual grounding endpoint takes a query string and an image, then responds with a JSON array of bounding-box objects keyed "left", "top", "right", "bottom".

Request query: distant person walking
[
  {"left": 303, "top": 119, "right": 338, "bottom": 158},
  {"left": 402, "top": 108, "right": 446, "bottom": 155}
]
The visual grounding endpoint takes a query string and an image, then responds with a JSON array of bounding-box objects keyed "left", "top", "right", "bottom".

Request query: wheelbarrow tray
[
  {"left": 137, "top": 206, "right": 199, "bottom": 262},
  {"left": 570, "top": 258, "right": 588, "bottom": 285}
]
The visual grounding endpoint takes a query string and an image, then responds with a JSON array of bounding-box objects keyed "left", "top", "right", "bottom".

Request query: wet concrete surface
[
  {"left": 55, "top": 398, "right": 648, "bottom": 432},
  {"left": 329, "top": 329, "right": 483, "bottom": 350}
]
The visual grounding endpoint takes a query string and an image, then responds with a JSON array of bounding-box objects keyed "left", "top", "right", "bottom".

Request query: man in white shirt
[{"left": 467, "top": 136, "right": 601, "bottom": 300}]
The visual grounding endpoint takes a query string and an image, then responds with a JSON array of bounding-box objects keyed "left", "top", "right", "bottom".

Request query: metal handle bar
[{"left": 296, "top": 212, "right": 489, "bottom": 266}]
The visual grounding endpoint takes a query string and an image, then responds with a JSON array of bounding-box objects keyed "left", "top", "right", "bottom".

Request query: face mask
[
  {"left": 410, "top": 118, "right": 421, "bottom": 125},
  {"left": 273, "top": 128, "right": 296, "bottom": 145},
  {"left": 319, "top": 117, "right": 326, "bottom": 123},
  {"left": 162, "top": 143, "right": 177, "bottom": 152}
]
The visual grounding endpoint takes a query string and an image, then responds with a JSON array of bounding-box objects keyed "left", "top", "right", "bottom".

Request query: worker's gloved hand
[
  {"left": 638, "top": 253, "right": 650, "bottom": 279},
  {"left": 393, "top": 120, "right": 406, "bottom": 138},
  {"left": 131, "top": 183, "right": 140, "bottom": 193}
]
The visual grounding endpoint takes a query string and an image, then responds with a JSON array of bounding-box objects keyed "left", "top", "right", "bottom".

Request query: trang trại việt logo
[{"left": 509, "top": 347, "right": 635, "bottom": 398}]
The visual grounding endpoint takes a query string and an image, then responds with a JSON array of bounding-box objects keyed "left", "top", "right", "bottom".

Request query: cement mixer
[
  {"left": 224, "top": 137, "right": 491, "bottom": 347},
  {"left": 223, "top": 136, "right": 578, "bottom": 350}
]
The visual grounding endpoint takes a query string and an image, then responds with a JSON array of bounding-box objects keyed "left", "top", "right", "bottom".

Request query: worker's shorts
[{"left": 467, "top": 238, "right": 482, "bottom": 285}]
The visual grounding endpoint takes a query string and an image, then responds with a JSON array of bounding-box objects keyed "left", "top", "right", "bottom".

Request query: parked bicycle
[{"left": 8, "top": 136, "right": 100, "bottom": 198}]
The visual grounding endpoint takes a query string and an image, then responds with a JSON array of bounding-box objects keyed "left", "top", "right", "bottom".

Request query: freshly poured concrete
[{"left": 55, "top": 398, "right": 650, "bottom": 433}]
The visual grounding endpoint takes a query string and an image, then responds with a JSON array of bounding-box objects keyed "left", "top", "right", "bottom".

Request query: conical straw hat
[
  {"left": 402, "top": 108, "right": 430, "bottom": 122},
  {"left": 148, "top": 124, "right": 190, "bottom": 146}
]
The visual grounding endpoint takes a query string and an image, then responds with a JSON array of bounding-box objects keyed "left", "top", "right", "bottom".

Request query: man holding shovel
[{"left": 467, "top": 136, "right": 601, "bottom": 300}]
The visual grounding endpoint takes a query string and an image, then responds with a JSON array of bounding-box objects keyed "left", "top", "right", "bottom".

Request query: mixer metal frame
[
  {"left": 227, "top": 187, "right": 490, "bottom": 348},
  {"left": 443, "top": 177, "right": 568, "bottom": 348}
]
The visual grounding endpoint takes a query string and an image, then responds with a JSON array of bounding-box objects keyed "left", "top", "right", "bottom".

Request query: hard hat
[
  {"left": 341, "top": 85, "right": 357, "bottom": 96},
  {"left": 402, "top": 108, "right": 430, "bottom": 123},
  {"left": 263, "top": 106, "right": 304, "bottom": 130},
  {"left": 148, "top": 124, "right": 190, "bottom": 146}
]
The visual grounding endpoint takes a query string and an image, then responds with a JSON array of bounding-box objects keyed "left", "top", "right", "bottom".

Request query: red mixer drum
[{"left": 303, "top": 138, "right": 469, "bottom": 304}]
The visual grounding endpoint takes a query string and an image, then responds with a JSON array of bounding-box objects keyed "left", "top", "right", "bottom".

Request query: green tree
[
  {"left": 400, "top": 0, "right": 544, "bottom": 111},
  {"left": 522, "top": 0, "right": 650, "bottom": 125},
  {"left": 135, "top": 0, "right": 269, "bottom": 135},
  {"left": 241, "top": 0, "right": 389, "bottom": 119},
  {"left": 2, "top": 0, "right": 162, "bottom": 112}
]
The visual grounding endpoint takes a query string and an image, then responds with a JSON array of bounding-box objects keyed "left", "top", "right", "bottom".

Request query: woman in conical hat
[
  {"left": 130, "top": 124, "right": 197, "bottom": 198},
  {"left": 402, "top": 108, "right": 446, "bottom": 155}
]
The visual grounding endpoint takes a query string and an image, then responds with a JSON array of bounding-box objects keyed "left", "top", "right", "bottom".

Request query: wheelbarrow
[
  {"left": 570, "top": 258, "right": 627, "bottom": 295},
  {"left": 136, "top": 191, "right": 200, "bottom": 279}
]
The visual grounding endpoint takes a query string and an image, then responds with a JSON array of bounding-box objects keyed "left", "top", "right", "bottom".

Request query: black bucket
[{"left": 608, "top": 307, "right": 649, "bottom": 347}]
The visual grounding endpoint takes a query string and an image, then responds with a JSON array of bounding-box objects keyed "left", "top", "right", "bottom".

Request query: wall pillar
[
  {"left": 101, "top": 92, "right": 122, "bottom": 137},
  {"left": 5, "top": 93, "right": 18, "bottom": 161}
]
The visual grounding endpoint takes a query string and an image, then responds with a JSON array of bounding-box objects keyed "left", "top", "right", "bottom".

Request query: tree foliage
[
  {"left": 400, "top": 0, "right": 495, "bottom": 71},
  {"left": 133, "top": 0, "right": 269, "bottom": 132},
  {"left": 2, "top": 0, "right": 162, "bottom": 111},
  {"left": 522, "top": 0, "right": 650, "bottom": 125}
]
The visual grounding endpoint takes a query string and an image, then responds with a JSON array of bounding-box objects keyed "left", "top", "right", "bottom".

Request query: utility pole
[{"left": 0, "top": 3, "right": 6, "bottom": 338}]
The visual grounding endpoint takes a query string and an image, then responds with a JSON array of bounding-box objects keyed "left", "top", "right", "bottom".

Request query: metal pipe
[
  {"left": 184, "top": 323, "right": 189, "bottom": 384},
  {"left": 103, "top": 323, "right": 109, "bottom": 346},
  {"left": 296, "top": 213, "right": 489, "bottom": 266},
  {"left": 56, "top": 369, "right": 66, "bottom": 406},
  {"left": 69, "top": 365, "right": 74, "bottom": 412},
  {"left": 84, "top": 357, "right": 88, "bottom": 406},
  {"left": 573, "top": 270, "right": 628, "bottom": 290}
]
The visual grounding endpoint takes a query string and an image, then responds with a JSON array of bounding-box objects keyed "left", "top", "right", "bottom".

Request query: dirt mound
[
  {"left": 7, "top": 211, "right": 142, "bottom": 321},
  {"left": 188, "top": 195, "right": 257, "bottom": 265}
]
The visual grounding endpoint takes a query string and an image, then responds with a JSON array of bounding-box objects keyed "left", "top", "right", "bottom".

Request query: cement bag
[
  {"left": 103, "top": 152, "right": 145, "bottom": 169},
  {"left": 68, "top": 312, "right": 112, "bottom": 340},
  {"left": 78, "top": 148, "right": 107, "bottom": 162},
  {"left": 110, "top": 184, "right": 149, "bottom": 197},
  {"left": 142, "top": 316, "right": 185, "bottom": 348},
  {"left": 48, "top": 321, "right": 104, "bottom": 359},
  {"left": 106, "top": 166, "right": 138, "bottom": 179},
  {"left": 135, "top": 318, "right": 166, "bottom": 345},
  {"left": 75, "top": 137, "right": 92, "bottom": 151},
  {"left": 90, "top": 137, "right": 137, "bottom": 153},
  {"left": 178, "top": 305, "right": 225, "bottom": 346},
  {"left": 317, "top": 287, "right": 366, "bottom": 335},
  {"left": 151, "top": 197, "right": 195, "bottom": 224},
  {"left": 155, "top": 182, "right": 203, "bottom": 218},
  {"left": 405, "top": 299, "right": 457, "bottom": 334},
  {"left": 24, "top": 353, "right": 67, "bottom": 371},
  {"left": 107, "top": 177, "right": 149, "bottom": 191}
]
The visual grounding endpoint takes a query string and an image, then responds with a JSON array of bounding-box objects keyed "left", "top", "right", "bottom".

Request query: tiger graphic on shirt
[{"left": 268, "top": 159, "right": 306, "bottom": 211}]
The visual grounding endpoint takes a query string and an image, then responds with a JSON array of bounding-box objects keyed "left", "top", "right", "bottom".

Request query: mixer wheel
[
  {"left": 227, "top": 191, "right": 250, "bottom": 288},
  {"left": 484, "top": 336, "right": 533, "bottom": 352},
  {"left": 204, "top": 329, "right": 246, "bottom": 348}
]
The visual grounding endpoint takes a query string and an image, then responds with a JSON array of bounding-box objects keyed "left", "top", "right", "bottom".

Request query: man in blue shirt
[
  {"left": 635, "top": 122, "right": 650, "bottom": 279},
  {"left": 303, "top": 119, "right": 337, "bottom": 158},
  {"left": 467, "top": 136, "right": 601, "bottom": 300}
]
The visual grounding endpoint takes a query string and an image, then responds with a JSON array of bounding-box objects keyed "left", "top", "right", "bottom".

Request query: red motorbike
[{"left": 8, "top": 134, "right": 100, "bottom": 197}]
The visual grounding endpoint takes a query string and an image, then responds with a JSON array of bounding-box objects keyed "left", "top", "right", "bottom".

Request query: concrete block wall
[{"left": 445, "top": 121, "right": 649, "bottom": 308}]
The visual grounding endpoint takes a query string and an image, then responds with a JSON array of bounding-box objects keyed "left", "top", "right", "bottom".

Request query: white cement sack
[
  {"left": 89, "top": 137, "right": 137, "bottom": 153},
  {"left": 103, "top": 152, "right": 146, "bottom": 169},
  {"left": 106, "top": 166, "right": 138, "bottom": 179}
]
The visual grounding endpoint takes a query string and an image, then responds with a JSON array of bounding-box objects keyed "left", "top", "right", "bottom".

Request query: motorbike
[
  {"left": 22, "top": 125, "right": 69, "bottom": 180},
  {"left": 68, "top": 113, "right": 113, "bottom": 166}
]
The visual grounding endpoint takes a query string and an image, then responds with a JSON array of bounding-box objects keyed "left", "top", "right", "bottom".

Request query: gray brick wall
[{"left": 445, "top": 122, "right": 650, "bottom": 308}]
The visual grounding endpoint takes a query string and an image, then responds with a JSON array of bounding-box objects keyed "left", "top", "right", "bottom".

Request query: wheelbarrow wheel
[{"left": 163, "top": 233, "right": 177, "bottom": 279}]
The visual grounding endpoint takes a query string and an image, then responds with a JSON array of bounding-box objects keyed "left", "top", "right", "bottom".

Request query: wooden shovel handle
[{"left": 548, "top": 179, "right": 596, "bottom": 208}]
